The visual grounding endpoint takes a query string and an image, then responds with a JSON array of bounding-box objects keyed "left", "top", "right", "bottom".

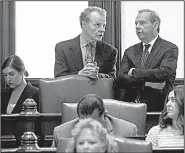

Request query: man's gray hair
[
  {"left": 79, "top": 6, "right": 107, "bottom": 28},
  {"left": 138, "top": 9, "right": 161, "bottom": 33}
]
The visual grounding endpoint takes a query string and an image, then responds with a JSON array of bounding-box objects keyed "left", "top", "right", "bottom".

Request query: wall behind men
[
  {"left": 15, "top": 1, "right": 88, "bottom": 78},
  {"left": 121, "top": 1, "right": 184, "bottom": 79}
]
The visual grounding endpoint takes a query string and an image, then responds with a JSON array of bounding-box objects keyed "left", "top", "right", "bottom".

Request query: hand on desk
[{"left": 145, "top": 81, "right": 166, "bottom": 89}]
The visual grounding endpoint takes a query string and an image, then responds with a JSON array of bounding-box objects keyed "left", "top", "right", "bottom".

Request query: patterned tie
[
  {"left": 135, "top": 44, "right": 151, "bottom": 103},
  {"left": 85, "top": 43, "right": 94, "bottom": 64},
  {"left": 141, "top": 44, "right": 151, "bottom": 68}
]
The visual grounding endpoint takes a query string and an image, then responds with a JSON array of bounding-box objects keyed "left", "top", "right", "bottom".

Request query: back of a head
[
  {"left": 2, "top": 55, "right": 29, "bottom": 77},
  {"left": 77, "top": 94, "right": 105, "bottom": 117}
]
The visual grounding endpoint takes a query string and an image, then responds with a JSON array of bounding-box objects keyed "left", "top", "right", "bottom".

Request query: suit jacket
[
  {"left": 1, "top": 82, "right": 39, "bottom": 114},
  {"left": 54, "top": 35, "right": 118, "bottom": 79},
  {"left": 52, "top": 115, "right": 138, "bottom": 147},
  {"left": 117, "top": 36, "right": 178, "bottom": 97}
]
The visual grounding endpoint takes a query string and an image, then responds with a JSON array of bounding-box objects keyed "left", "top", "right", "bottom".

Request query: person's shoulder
[
  {"left": 125, "top": 42, "right": 141, "bottom": 53},
  {"left": 160, "top": 37, "right": 178, "bottom": 48},
  {"left": 148, "top": 125, "right": 161, "bottom": 134},
  {"left": 54, "top": 119, "right": 78, "bottom": 134},
  {"left": 56, "top": 35, "right": 80, "bottom": 47},
  {"left": 99, "top": 41, "right": 118, "bottom": 51},
  {"left": 107, "top": 115, "right": 135, "bottom": 127}
]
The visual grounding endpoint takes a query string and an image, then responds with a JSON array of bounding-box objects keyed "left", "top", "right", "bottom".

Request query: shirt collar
[
  {"left": 143, "top": 35, "right": 158, "bottom": 48},
  {"left": 80, "top": 34, "right": 96, "bottom": 48}
]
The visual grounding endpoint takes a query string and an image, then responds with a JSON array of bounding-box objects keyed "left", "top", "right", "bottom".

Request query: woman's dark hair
[
  {"left": 159, "top": 85, "right": 184, "bottom": 133},
  {"left": 2, "top": 55, "right": 29, "bottom": 77}
]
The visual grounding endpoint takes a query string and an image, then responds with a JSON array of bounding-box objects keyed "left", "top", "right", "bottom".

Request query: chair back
[
  {"left": 62, "top": 99, "right": 147, "bottom": 136},
  {"left": 116, "top": 137, "right": 152, "bottom": 153},
  {"left": 57, "top": 137, "right": 152, "bottom": 153},
  {"left": 39, "top": 75, "right": 114, "bottom": 113}
]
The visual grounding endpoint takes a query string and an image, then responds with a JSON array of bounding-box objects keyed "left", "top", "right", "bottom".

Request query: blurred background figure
[
  {"left": 146, "top": 85, "right": 184, "bottom": 148},
  {"left": 1, "top": 55, "right": 39, "bottom": 114},
  {"left": 65, "top": 118, "right": 118, "bottom": 153}
]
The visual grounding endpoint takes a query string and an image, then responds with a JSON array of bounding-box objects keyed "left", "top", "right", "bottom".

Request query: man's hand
[
  {"left": 78, "top": 63, "right": 99, "bottom": 79},
  {"left": 128, "top": 68, "right": 135, "bottom": 76}
]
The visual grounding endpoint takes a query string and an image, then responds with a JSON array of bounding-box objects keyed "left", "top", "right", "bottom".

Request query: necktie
[
  {"left": 135, "top": 44, "right": 151, "bottom": 103},
  {"left": 85, "top": 43, "right": 94, "bottom": 64},
  {"left": 141, "top": 44, "right": 151, "bottom": 68}
]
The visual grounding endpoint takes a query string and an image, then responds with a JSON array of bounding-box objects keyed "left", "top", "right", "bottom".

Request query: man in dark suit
[
  {"left": 54, "top": 6, "right": 117, "bottom": 79},
  {"left": 52, "top": 94, "right": 137, "bottom": 148},
  {"left": 116, "top": 9, "right": 178, "bottom": 111}
]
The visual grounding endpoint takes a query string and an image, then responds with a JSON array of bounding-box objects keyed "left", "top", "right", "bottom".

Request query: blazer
[
  {"left": 1, "top": 82, "right": 39, "bottom": 114},
  {"left": 117, "top": 36, "right": 178, "bottom": 95},
  {"left": 52, "top": 115, "right": 138, "bottom": 147},
  {"left": 54, "top": 35, "right": 118, "bottom": 79}
]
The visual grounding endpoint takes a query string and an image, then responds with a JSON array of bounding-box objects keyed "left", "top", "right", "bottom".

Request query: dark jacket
[
  {"left": 54, "top": 35, "right": 118, "bottom": 79},
  {"left": 1, "top": 82, "right": 39, "bottom": 114}
]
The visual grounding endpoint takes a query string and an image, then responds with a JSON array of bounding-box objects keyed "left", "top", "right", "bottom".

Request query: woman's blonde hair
[{"left": 65, "top": 118, "right": 118, "bottom": 153}]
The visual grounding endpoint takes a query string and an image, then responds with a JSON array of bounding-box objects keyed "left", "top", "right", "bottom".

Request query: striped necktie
[{"left": 141, "top": 44, "right": 151, "bottom": 68}]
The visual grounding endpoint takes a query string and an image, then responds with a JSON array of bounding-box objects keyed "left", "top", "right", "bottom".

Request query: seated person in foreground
[
  {"left": 54, "top": 6, "right": 118, "bottom": 79},
  {"left": 52, "top": 94, "right": 137, "bottom": 147},
  {"left": 1, "top": 55, "right": 39, "bottom": 114},
  {"left": 65, "top": 118, "right": 118, "bottom": 153},
  {"left": 146, "top": 85, "right": 184, "bottom": 148}
]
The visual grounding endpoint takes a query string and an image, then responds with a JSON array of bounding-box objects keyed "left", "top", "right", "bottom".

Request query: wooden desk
[
  {"left": 2, "top": 147, "right": 184, "bottom": 153},
  {"left": 1, "top": 148, "right": 56, "bottom": 153},
  {"left": 153, "top": 147, "right": 184, "bottom": 153},
  {"left": 1, "top": 113, "right": 61, "bottom": 148},
  {"left": 1, "top": 112, "right": 160, "bottom": 148}
]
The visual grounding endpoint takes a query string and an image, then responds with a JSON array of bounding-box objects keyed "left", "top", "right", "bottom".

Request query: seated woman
[
  {"left": 65, "top": 118, "right": 118, "bottom": 153},
  {"left": 146, "top": 85, "right": 184, "bottom": 148},
  {"left": 1, "top": 55, "right": 39, "bottom": 114}
]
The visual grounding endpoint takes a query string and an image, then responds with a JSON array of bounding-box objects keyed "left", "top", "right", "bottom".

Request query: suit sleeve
[
  {"left": 132, "top": 46, "right": 178, "bottom": 82},
  {"left": 54, "top": 43, "right": 69, "bottom": 78},
  {"left": 116, "top": 50, "right": 145, "bottom": 88},
  {"left": 98, "top": 48, "right": 118, "bottom": 80}
]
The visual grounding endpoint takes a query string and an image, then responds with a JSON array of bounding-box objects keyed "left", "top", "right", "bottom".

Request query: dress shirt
[{"left": 143, "top": 35, "right": 158, "bottom": 53}]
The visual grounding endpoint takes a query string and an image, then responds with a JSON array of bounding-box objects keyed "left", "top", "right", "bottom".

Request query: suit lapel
[
  {"left": 12, "top": 83, "right": 30, "bottom": 114},
  {"left": 134, "top": 43, "right": 143, "bottom": 68},
  {"left": 68, "top": 35, "right": 83, "bottom": 71},
  {"left": 145, "top": 37, "right": 163, "bottom": 68}
]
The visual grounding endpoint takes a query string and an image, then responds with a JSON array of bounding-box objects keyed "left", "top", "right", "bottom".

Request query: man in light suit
[
  {"left": 54, "top": 6, "right": 117, "bottom": 79},
  {"left": 116, "top": 9, "right": 178, "bottom": 111},
  {"left": 52, "top": 94, "right": 137, "bottom": 148}
]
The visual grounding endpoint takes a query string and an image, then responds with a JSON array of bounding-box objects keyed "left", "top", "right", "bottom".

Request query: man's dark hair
[{"left": 77, "top": 94, "right": 105, "bottom": 117}]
